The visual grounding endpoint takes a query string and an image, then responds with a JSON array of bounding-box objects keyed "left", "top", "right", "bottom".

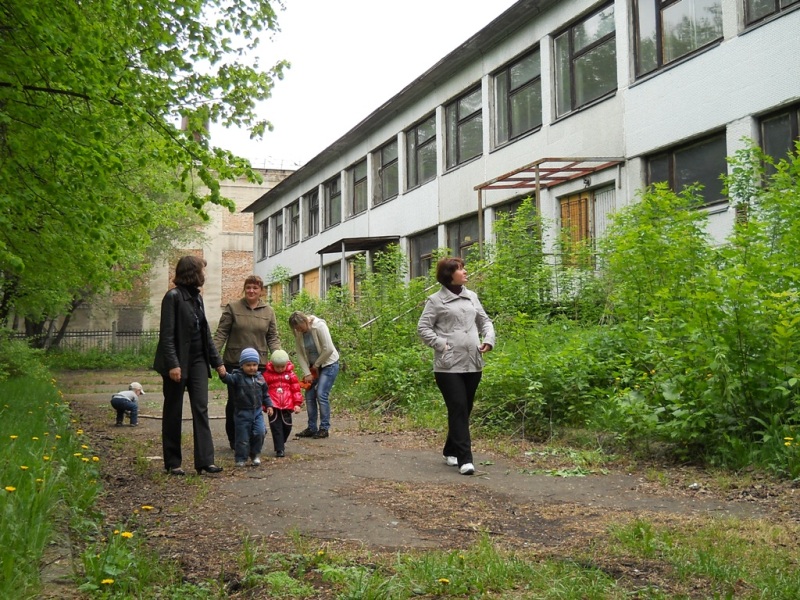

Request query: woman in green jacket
[{"left": 214, "top": 275, "right": 281, "bottom": 449}]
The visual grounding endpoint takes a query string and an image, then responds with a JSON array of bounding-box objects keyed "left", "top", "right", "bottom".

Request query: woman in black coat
[{"left": 153, "top": 255, "right": 227, "bottom": 475}]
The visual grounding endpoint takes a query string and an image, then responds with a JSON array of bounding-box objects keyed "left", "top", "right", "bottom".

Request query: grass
[{"left": 5, "top": 371, "right": 800, "bottom": 599}]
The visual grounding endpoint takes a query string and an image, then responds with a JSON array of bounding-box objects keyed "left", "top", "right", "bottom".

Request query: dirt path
[{"left": 55, "top": 369, "right": 797, "bottom": 587}]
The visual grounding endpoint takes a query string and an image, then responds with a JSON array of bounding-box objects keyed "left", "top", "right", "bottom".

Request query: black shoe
[
  {"left": 312, "top": 429, "right": 329, "bottom": 439},
  {"left": 166, "top": 467, "right": 186, "bottom": 476},
  {"left": 276, "top": 450, "right": 285, "bottom": 458},
  {"left": 196, "top": 464, "right": 223, "bottom": 474},
  {"left": 115, "top": 422, "right": 124, "bottom": 427},
  {"left": 295, "top": 428, "right": 315, "bottom": 438}
]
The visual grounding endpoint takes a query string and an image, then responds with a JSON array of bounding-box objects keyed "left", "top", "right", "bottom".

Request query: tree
[{"left": 0, "top": 0, "right": 289, "bottom": 327}]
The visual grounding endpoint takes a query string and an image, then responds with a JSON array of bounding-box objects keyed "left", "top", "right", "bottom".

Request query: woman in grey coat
[{"left": 417, "top": 256, "right": 495, "bottom": 475}]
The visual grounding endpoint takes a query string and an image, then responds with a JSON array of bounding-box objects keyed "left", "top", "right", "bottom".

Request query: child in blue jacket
[{"left": 220, "top": 348, "right": 273, "bottom": 466}]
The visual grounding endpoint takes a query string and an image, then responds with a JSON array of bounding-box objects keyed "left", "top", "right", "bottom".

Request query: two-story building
[{"left": 245, "top": 0, "right": 800, "bottom": 297}]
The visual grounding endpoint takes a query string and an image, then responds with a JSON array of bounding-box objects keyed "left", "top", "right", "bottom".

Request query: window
[
  {"left": 446, "top": 86, "right": 483, "bottom": 169},
  {"left": 287, "top": 201, "right": 300, "bottom": 246},
  {"left": 376, "top": 139, "right": 399, "bottom": 205},
  {"left": 745, "top": 0, "right": 799, "bottom": 26},
  {"left": 305, "top": 188, "right": 319, "bottom": 238},
  {"left": 324, "top": 262, "right": 342, "bottom": 292},
  {"left": 554, "top": 3, "right": 616, "bottom": 117},
  {"left": 323, "top": 175, "right": 341, "bottom": 229},
  {"left": 288, "top": 275, "right": 301, "bottom": 298},
  {"left": 495, "top": 50, "right": 542, "bottom": 146},
  {"left": 257, "top": 220, "right": 268, "bottom": 260},
  {"left": 269, "top": 210, "right": 283, "bottom": 255},
  {"left": 760, "top": 104, "right": 800, "bottom": 172},
  {"left": 409, "top": 228, "right": 438, "bottom": 279},
  {"left": 560, "top": 192, "right": 591, "bottom": 243},
  {"left": 446, "top": 216, "right": 481, "bottom": 260},
  {"left": 349, "top": 159, "right": 368, "bottom": 217},
  {"left": 647, "top": 133, "right": 727, "bottom": 205},
  {"left": 406, "top": 114, "right": 437, "bottom": 188},
  {"left": 634, "top": 0, "right": 723, "bottom": 78}
]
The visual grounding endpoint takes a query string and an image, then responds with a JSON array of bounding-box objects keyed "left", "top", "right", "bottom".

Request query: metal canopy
[
  {"left": 317, "top": 235, "right": 400, "bottom": 255},
  {"left": 474, "top": 156, "right": 624, "bottom": 192}
]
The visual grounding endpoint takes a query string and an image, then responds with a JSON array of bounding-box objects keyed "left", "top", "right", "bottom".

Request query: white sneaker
[
  {"left": 444, "top": 455, "right": 458, "bottom": 467},
  {"left": 459, "top": 463, "right": 475, "bottom": 475},
  {"left": 234, "top": 461, "right": 246, "bottom": 467},
  {"left": 252, "top": 456, "right": 261, "bottom": 466}
]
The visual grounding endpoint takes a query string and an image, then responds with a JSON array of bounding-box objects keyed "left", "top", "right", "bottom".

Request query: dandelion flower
[
  {"left": 784, "top": 437, "right": 794, "bottom": 441},
  {"left": 785, "top": 442, "right": 792, "bottom": 447},
  {"left": 81, "top": 458, "right": 89, "bottom": 463},
  {"left": 121, "top": 531, "right": 134, "bottom": 539},
  {"left": 20, "top": 466, "right": 28, "bottom": 471},
  {"left": 317, "top": 550, "right": 325, "bottom": 556},
  {"left": 76, "top": 429, "right": 84, "bottom": 435},
  {"left": 31, "top": 436, "right": 39, "bottom": 440},
  {"left": 55, "top": 435, "right": 61, "bottom": 440},
  {"left": 438, "top": 578, "right": 450, "bottom": 585},
  {"left": 92, "top": 456, "right": 100, "bottom": 462},
  {"left": 101, "top": 579, "right": 114, "bottom": 585},
  {"left": 43, "top": 456, "right": 50, "bottom": 461},
  {"left": 73, "top": 453, "right": 82, "bottom": 457},
  {"left": 141, "top": 505, "right": 154, "bottom": 511},
  {"left": 9, "top": 435, "right": 17, "bottom": 440},
  {"left": 113, "top": 530, "right": 120, "bottom": 535},
  {"left": 81, "top": 444, "right": 88, "bottom": 450},
  {"left": 5, "top": 486, "right": 16, "bottom": 492},
  {"left": 36, "top": 479, "right": 43, "bottom": 483}
]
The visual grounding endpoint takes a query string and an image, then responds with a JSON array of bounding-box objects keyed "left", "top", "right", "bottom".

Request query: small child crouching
[
  {"left": 220, "top": 348, "right": 273, "bottom": 466},
  {"left": 111, "top": 382, "right": 145, "bottom": 427},
  {"left": 263, "top": 349, "right": 304, "bottom": 457}
]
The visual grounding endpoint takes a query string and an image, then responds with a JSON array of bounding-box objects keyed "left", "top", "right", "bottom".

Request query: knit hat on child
[
  {"left": 239, "top": 347, "right": 260, "bottom": 366},
  {"left": 270, "top": 349, "right": 290, "bottom": 367}
]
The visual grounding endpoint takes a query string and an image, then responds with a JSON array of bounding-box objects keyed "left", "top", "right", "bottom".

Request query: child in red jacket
[{"left": 263, "top": 349, "right": 304, "bottom": 457}]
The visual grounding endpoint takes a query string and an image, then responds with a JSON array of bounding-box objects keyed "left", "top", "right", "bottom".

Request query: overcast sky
[{"left": 209, "top": 0, "right": 519, "bottom": 170}]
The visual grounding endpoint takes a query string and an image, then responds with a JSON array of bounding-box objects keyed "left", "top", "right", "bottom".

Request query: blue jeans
[
  {"left": 234, "top": 407, "right": 265, "bottom": 463},
  {"left": 111, "top": 395, "right": 138, "bottom": 425},
  {"left": 306, "top": 362, "right": 339, "bottom": 432}
]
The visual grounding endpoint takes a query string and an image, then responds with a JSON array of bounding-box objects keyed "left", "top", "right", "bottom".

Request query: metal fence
[{"left": 10, "top": 329, "right": 159, "bottom": 352}]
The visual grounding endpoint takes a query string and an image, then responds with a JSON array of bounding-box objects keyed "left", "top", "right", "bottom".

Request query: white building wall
[{"left": 247, "top": 0, "right": 800, "bottom": 291}]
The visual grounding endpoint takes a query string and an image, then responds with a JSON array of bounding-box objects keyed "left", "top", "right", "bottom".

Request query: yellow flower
[
  {"left": 81, "top": 444, "right": 88, "bottom": 449},
  {"left": 5, "top": 486, "right": 16, "bottom": 492},
  {"left": 121, "top": 531, "right": 134, "bottom": 539},
  {"left": 92, "top": 456, "right": 100, "bottom": 462},
  {"left": 141, "top": 505, "right": 154, "bottom": 511},
  {"left": 43, "top": 456, "right": 50, "bottom": 461},
  {"left": 20, "top": 466, "right": 28, "bottom": 471},
  {"left": 55, "top": 435, "right": 61, "bottom": 440},
  {"left": 36, "top": 478, "right": 43, "bottom": 483},
  {"left": 438, "top": 578, "right": 450, "bottom": 584},
  {"left": 9, "top": 435, "right": 18, "bottom": 440},
  {"left": 81, "top": 458, "right": 89, "bottom": 463},
  {"left": 76, "top": 429, "right": 84, "bottom": 435},
  {"left": 101, "top": 579, "right": 114, "bottom": 585},
  {"left": 784, "top": 437, "right": 794, "bottom": 441},
  {"left": 317, "top": 550, "right": 325, "bottom": 556},
  {"left": 73, "top": 453, "right": 82, "bottom": 457},
  {"left": 43, "top": 432, "right": 49, "bottom": 436},
  {"left": 785, "top": 442, "right": 792, "bottom": 447},
  {"left": 650, "top": 369, "right": 656, "bottom": 375},
  {"left": 113, "top": 530, "right": 120, "bottom": 535},
  {"left": 31, "top": 436, "right": 39, "bottom": 440}
]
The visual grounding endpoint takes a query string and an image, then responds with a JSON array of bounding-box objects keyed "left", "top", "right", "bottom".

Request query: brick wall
[{"left": 220, "top": 250, "right": 253, "bottom": 306}]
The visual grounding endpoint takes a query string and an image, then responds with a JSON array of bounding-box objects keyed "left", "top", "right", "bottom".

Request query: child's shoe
[
  {"left": 235, "top": 461, "right": 246, "bottom": 467},
  {"left": 252, "top": 455, "right": 261, "bottom": 466}
]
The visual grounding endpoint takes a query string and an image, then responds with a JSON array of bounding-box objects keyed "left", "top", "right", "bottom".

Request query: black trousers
[
  {"left": 161, "top": 353, "right": 215, "bottom": 471},
  {"left": 434, "top": 371, "right": 483, "bottom": 467},
  {"left": 268, "top": 408, "right": 294, "bottom": 452},
  {"left": 224, "top": 363, "right": 238, "bottom": 448}
]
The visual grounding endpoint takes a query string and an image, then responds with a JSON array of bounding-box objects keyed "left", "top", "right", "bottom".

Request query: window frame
[
  {"left": 304, "top": 188, "right": 319, "bottom": 239},
  {"left": 409, "top": 228, "right": 438, "bottom": 279},
  {"left": 446, "top": 215, "right": 481, "bottom": 260},
  {"left": 406, "top": 114, "right": 437, "bottom": 189},
  {"left": 745, "top": 0, "right": 800, "bottom": 26},
  {"left": 257, "top": 220, "right": 268, "bottom": 261},
  {"left": 554, "top": 2, "right": 617, "bottom": 118},
  {"left": 494, "top": 48, "right": 543, "bottom": 147},
  {"left": 646, "top": 132, "right": 728, "bottom": 206},
  {"left": 759, "top": 103, "right": 800, "bottom": 174},
  {"left": 323, "top": 175, "right": 342, "bottom": 230},
  {"left": 633, "top": 0, "right": 724, "bottom": 78},
  {"left": 445, "top": 85, "right": 483, "bottom": 170},
  {"left": 269, "top": 210, "right": 283, "bottom": 256},
  {"left": 287, "top": 200, "right": 300, "bottom": 246},
  {"left": 375, "top": 139, "right": 399, "bottom": 205},
  {"left": 349, "top": 158, "right": 368, "bottom": 217}
]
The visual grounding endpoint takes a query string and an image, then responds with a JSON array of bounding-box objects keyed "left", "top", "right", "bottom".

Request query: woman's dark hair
[
  {"left": 173, "top": 255, "right": 207, "bottom": 288},
  {"left": 436, "top": 256, "right": 464, "bottom": 287}
]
